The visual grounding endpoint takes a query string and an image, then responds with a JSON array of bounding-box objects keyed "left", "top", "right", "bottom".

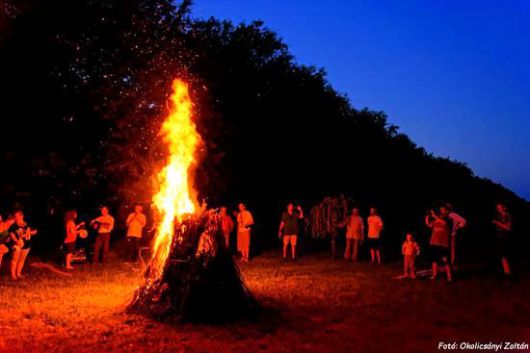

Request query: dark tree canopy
[{"left": 0, "top": 0, "right": 527, "bottom": 258}]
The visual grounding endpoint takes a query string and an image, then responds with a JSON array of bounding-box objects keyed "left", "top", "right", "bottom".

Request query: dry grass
[{"left": 1, "top": 252, "right": 529, "bottom": 353}]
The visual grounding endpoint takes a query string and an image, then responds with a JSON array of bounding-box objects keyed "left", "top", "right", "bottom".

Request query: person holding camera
[
  {"left": 425, "top": 207, "right": 453, "bottom": 282},
  {"left": 236, "top": 203, "right": 254, "bottom": 262},
  {"left": 278, "top": 203, "right": 304, "bottom": 260}
]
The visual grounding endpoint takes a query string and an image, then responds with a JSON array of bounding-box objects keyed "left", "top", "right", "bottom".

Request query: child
[{"left": 402, "top": 233, "right": 420, "bottom": 278}]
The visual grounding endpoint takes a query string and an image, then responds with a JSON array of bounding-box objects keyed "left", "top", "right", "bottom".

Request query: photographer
[{"left": 425, "top": 207, "right": 453, "bottom": 282}]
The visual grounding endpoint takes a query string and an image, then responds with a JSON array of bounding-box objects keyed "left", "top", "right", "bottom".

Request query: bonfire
[{"left": 128, "top": 79, "right": 257, "bottom": 322}]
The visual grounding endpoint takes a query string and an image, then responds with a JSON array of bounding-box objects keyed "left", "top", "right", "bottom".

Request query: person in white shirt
[
  {"left": 125, "top": 204, "right": 147, "bottom": 262},
  {"left": 90, "top": 206, "right": 115, "bottom": 264},
  {"left": 446, "top": 203, "right": 467, "bottom": 266},
  {"left": 236, "top": 203, "right": 254, "bottom": 262}
]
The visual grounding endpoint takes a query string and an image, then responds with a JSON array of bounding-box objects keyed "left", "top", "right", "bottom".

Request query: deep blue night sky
[{"left": 193, "top": 0, "right": 530, "bottom": 199}]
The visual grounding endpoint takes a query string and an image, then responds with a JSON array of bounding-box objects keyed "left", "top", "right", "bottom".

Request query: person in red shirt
[
  {"left": 64, "top": 210, "right": 85, "bottom": 270},
  {"left": 425, "top": 207, "right": 453, "bottom": 282},
  {"left": 220, "top": 207, "right": 234, "bottom": 249}
]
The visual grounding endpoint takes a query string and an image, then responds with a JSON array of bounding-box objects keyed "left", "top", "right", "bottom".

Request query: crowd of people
[
  {"left": 334, "top": 202, "right": 513, "bottom": 281},
  {"left": 0, "top": 199, "right": 515, "bottom": 281}
]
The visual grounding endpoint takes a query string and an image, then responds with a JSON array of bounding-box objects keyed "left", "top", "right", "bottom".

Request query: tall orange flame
[{"left": 150, "top": 79, "right": 201, "bottom": 280}]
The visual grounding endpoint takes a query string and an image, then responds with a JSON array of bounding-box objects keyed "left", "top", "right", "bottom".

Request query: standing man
[
  {"left": 90, "top": 206, "right": 115, "bottom": 264},
  {"left": 342, "top": 207, "right": 364, "bottom": 262},
  {"left": 278, "top": 203, "right": 304, "bottom": 260},
  {"left": 492, "top": 203, "right": 512, "bottom": 278},
  {"left": 446, "top": 203, "right": 467, "bottom": 266},
  {"left": 367, "top": 207, "right": 384, "bottom": 264},
  {"left": 220, "top": 207, "right": 234, "bottom": 249},
  {"left": 236, "top": 203, "right": 254, "bottom": 262},
  {"left": 125, "top": 204, "right": 147, "bottom": 262}
]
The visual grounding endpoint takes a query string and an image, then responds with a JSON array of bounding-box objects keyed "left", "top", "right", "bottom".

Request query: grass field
[{"left": 0, "top": 252, "right": 529, "bottom": 353}]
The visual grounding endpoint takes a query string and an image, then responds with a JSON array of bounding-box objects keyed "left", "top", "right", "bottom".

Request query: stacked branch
[
  {"left": 309, "top": 195, "right": 352, "bottom": 259},
  {"left": 128, "top": 210, "right": 258, "bottom": 323}
]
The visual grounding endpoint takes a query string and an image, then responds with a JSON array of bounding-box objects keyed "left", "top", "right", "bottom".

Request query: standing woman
[
  {"left": 9, "top": 210, "right": 38, "bottom": 280},
  {"left": 425, "top": 207, "right": 452, "bottom": 282},
  {"left": 64, "top": 210, "right": 85, "bottom": 270},
  {"left": 492, "top": 203, "right": 512, "bottom": 278},
  {"left": 236, "top": 203, "right": 254, "bottom": 263}
]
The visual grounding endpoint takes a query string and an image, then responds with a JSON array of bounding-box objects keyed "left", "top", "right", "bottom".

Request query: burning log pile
[
  {"left": 127, "top": 79, "right": 257, "bottom": 322},
  {"left": 128, "top": 210, "right": 257, "bottom": 322}
]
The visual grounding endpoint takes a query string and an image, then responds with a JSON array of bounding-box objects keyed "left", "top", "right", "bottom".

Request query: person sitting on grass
[
  {"left": 425, "top": 207, "right": 452, "bottom": 282},
  {"left": 9, "top": 210, "right": 38, "bottom": 280},
  {"left": 367, "top": 207, "right": 384, "bottom": 264},
  {"left": 0, "top": 214, "right": 15, "bottom": 274},
  {"left": 402, "top": 232, "right": 420, "bottom": 278},
  {"left": 64, "top": 210, "right": 85, "bottom": 270}
]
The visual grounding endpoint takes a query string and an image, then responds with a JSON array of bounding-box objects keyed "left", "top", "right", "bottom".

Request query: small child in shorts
[{"left": 402, "top": 233, "right": 420, "bottom": 278}]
